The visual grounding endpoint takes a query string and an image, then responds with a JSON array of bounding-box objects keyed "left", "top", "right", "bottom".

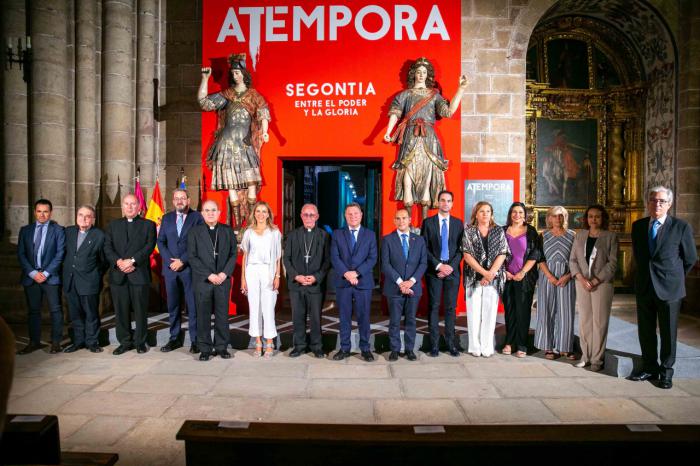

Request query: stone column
[
  {"left": 677, "top": 0, "right": 700, "bottom": 232},
  {"left": 29, "top": 0, "right": 71, "bottom": 226},
  {"left": 677, "top": 0, "right": 700, "bottom": 312},
  {"left": 101, "top": 0, "right": 135, "bottom": 222},
  {"left": 75, "top": 0, "right": 99, "bottom": 209},
  {"left": 2, "top": 0, "right": 29, "bottom": 243},
  {"left": 136, "top": 0, "right": 157, "bottom": 195}
]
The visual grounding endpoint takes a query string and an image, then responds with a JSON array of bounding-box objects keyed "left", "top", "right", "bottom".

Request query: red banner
[{"left": 201, "top": 0, "right": 462, "bottom": 235}]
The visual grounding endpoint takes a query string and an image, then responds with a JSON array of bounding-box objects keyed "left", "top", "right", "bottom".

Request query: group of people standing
[{"left": 15, "top": 186, "right": 696, "bottom": 388}]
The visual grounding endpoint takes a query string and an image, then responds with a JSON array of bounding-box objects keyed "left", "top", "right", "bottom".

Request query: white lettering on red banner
[{"left": 217, "top": 4, "right": 449, "bottom": 69}]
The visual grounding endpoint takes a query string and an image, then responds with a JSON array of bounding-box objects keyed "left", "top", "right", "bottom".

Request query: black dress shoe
[
  {"left": 218, "top": 350, "right": 232, "bottom": 359},
  {"left": 160, "top": 340, "right": 182, "bottom": 352},
  {"left": 88, "top": 345, "right": 103, "bottom": 353},
  {"left": 312, "top": 349, "right": 325, "bottom": 359},
  {"left": 112, "top": 344, "right": 134, "bottom": 355},
  {"left": 388, "top": 351, "right": 399, "bottom": 361},
  {"left": 405, "top": 350, "right": 417, "bottom": 361},
  {"left": 49, "top": 343, "right": 63, "bottom": 354},
  {"left": 658, "top": 377, "right": 673, "bottom": 389},
  {"left": 16, "top": 343, "right": 43, "bottom": 355},
  {"left": 63, "top": 344, "right": 85, "bottom": 353},
  {"left": 333, "top": 350, "right": 350, "bottom": 361},
  {"left": 448, "top": 348, "right": 460, "bottom": 357},
  {"left": 289, "top": 348, "right": 304, "bottom": 358},
  {"left": 136, "top": 344, "right": 149, "bottom": 354},
  {"left": 189, "top": 343, "right": 200, "bottom": 354},
  {"left": 361, "top": 351, "right": 374, "bottom": 362},
  {"left": 199, "top": 352, "right": 211, "bottom": 361},
  {"left": 427, "top": 349, "right": 439, "bottom": 357},
  {"left": 628, "top": 371, "right": 658, "bottom": 382}
]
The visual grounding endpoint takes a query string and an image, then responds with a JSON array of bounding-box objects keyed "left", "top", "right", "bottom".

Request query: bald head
[
  {"left": 122, "top": 194, "right": 140, "bottom": 219},
  {"left": 201, "top": 200, "right": 220, "bottom": 226}
]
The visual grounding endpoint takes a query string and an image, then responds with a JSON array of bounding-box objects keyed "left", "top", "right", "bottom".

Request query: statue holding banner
[
  {"left": 384, "top": 57, "right": 468, "bottom": 221},
  {"left": 198, "top": 53, "right": 271, "bottom": 234}
]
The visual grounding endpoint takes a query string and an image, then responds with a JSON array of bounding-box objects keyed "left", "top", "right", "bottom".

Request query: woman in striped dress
[{"left": 535, "top": 206, "right": 576, "bottom": 359}]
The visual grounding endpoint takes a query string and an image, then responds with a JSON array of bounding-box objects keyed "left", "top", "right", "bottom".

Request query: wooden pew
[{"left": 176, "top": 421, "right": 700, "bottom": 466}]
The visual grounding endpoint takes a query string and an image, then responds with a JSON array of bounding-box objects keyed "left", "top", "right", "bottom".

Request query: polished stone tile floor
[{"left": 6, "top": 295, "right": 700, "bottom": 466}]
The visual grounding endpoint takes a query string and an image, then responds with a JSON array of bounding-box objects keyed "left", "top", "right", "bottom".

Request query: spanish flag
[{"left": 145, "top": 180, "right": 165, "bottom": 301}]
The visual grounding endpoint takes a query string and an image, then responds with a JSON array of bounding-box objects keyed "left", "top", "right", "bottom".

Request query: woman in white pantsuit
[
  {"left": 569, "top": 204, "right": 618, "bottom": 371},
  {"left": 240, "top": 201, "right": 282, "bottom": 359},
  {"left": 461, "top": 201, "right": 510, "bottom": 357}
]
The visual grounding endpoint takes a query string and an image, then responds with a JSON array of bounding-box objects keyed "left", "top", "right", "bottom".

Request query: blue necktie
[
  {"left": 440, "top": 218, "right": 449, "bottom": 261},
  {"left": 401, "top": 234, "right": 409, "bottom": 259},
  {"left": 649, "top": 219, "right": 660, "bottom": 253},
  {"left": 34, "top": 224, "right": 44, "bottom": 268},
  {"left": 350, "top": 229, "right": 357, "bottom": 250},
  {"left": 176, "top": 213, "right": 184, "bottom": 237}
]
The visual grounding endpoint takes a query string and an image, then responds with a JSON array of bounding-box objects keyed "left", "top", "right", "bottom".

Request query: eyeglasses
[
  {"left": 301, "top": 213, "right": 318, "bottom": 218},
  {"left": 649, "top": 199, "right": 669, "bottom": 205}
]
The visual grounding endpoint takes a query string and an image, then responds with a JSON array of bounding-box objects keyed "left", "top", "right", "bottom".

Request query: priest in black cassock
[
  {"left": 283, "top": 203, "right": 330, "bottom": 358},
  {"left": 187, "top": 200, "right": 237, "bottom": 361}
]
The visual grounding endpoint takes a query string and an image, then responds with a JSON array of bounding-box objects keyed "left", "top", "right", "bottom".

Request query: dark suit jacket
[
  {"left": 632, "top": 215, "right": 697, "bottom": 302},
  {"left": 104, "top": 216, "right": 157, "bottom": 286},
  {"left": 381, "top": 231, "right": 427, "bottom": 297},
  {"left": 283, "top": 226, "right": 330, "bottom": 293},
  {"left": 420, "top": 214, "right": 464, "bottom": 281},
  {"left": 17, "top": 221, "right": 65, "bottom": 286},
  {"left": 62, "top": 226, "right": 106, "bottom": 295},
  {"left": 187, "top": 223, "right": 237, "bottom": 289},
  {"left": 330, "top": 226, "right": 377, "bottom": 290},
  {"left": 157, "top": 209, "right": 204, "bottom": 277}
]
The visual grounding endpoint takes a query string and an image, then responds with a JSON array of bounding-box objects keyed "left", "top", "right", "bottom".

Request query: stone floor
[{"left": 6, "top": 296, "right": 700, "bottom": 466}]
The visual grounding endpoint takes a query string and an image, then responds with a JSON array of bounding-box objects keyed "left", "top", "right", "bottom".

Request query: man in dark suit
[
  {"left": 330, "top": 203, "right": 378, "bottom": 362},
  {"left": 420, "top": 190, "right": 464, "bottom": 356},
  {"left": 104, "top": 194, "right": 157, "bottom": 355},
  {"left": 63, "top": 205, "right": 106, "bottom": 353},
  {"left": 629, "top": 186, "right": 697, "bottom": 389},
  {"left": 157, "top": 189, "right": 204, "bottom": 353},
  {"left": 382, "top": 209, "right": 427, "bottom": 362},
  {"left": 284, "top": 203, "right": 330, "bottom": 358},
  {"left": 16, "top": 199, "right": 66, "bottom": 354},
  {"left": 188, "top": 200, "right": 237, "bottom": 361}
]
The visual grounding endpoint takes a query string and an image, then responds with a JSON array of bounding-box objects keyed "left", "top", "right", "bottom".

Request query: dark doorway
[{"left": 282, "top": 160, "right": 382, "bottom": 238}]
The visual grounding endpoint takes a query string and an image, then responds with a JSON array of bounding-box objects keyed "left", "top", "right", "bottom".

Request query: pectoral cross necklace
[
  {"left": 209, "top": 227, "right": 219, "bottom": 258},
  {"left": 303, "top": 233, "right": 314, "bottom": 265}
]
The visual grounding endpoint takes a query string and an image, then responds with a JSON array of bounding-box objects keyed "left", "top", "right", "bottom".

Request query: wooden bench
[
  {"left": 1, "top": 414, "right": 118, "bottom": 465},
  {"left": 176, "top": 421, "right": 700, "bottom": 466}
]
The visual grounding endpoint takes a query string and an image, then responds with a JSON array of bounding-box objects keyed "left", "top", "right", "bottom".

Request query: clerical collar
[
  {"left": 208, "top": 223, "right": 218, "bottom": 230},
  {"left": 305, "top": 227, "right": 314, "bottom": 233}
]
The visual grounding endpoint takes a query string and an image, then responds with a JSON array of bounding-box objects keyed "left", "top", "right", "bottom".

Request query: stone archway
[{"left": 510, "top": 0, "right": 678, "bottom": 196}]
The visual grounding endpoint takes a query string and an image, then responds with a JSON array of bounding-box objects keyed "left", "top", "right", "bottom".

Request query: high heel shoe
[
  {"left": 264, "top": 342, "right": 274, "bottom": 360},
  {"left": 254, "top": 341, "right": 263, "bottom": 358}
]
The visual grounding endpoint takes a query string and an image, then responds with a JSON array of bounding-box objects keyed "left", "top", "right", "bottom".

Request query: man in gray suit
[
  {"left": 63, "top": 205, "right": 106, "bottom": 353},
  {"left": 629, "top": 186, "right": 697, "bottom": 389}
]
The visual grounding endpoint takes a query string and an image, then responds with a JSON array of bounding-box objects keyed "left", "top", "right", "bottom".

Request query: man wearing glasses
[
  {"left": 283, "top": 204, "right": 330, "bottom": 358},
  {"left": 629, "top": 186, "right": 697, "bottom": 389}
]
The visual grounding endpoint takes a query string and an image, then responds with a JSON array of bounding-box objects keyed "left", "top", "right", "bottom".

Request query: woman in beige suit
[{"left": 569, "top": 204, "right": 618, "bottom": 371}]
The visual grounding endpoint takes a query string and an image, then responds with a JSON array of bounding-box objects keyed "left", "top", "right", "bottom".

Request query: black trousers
[
  {"left": 110, "top": 283, "right": 149, "bottom": 347},
  {"left": 195, "top": 282, "right": 231, "bottom": 353},
  {"left": 290, "top": 289, "right": 323, "bottom": 351},
  {"left": 426, "top": 274, "right": 460, "bottom": 350},
  {"left": 65, "top": 283, "right": 100, "bottom": 347},
  {"left": 502, "top": 280, "right": 534, "bottom": 353},
  {"left": 636, "top": 285, "right": 680, "bottom": 378},
  {"left": 24, "top": 282, "right": 64, "bottom": 344}
]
